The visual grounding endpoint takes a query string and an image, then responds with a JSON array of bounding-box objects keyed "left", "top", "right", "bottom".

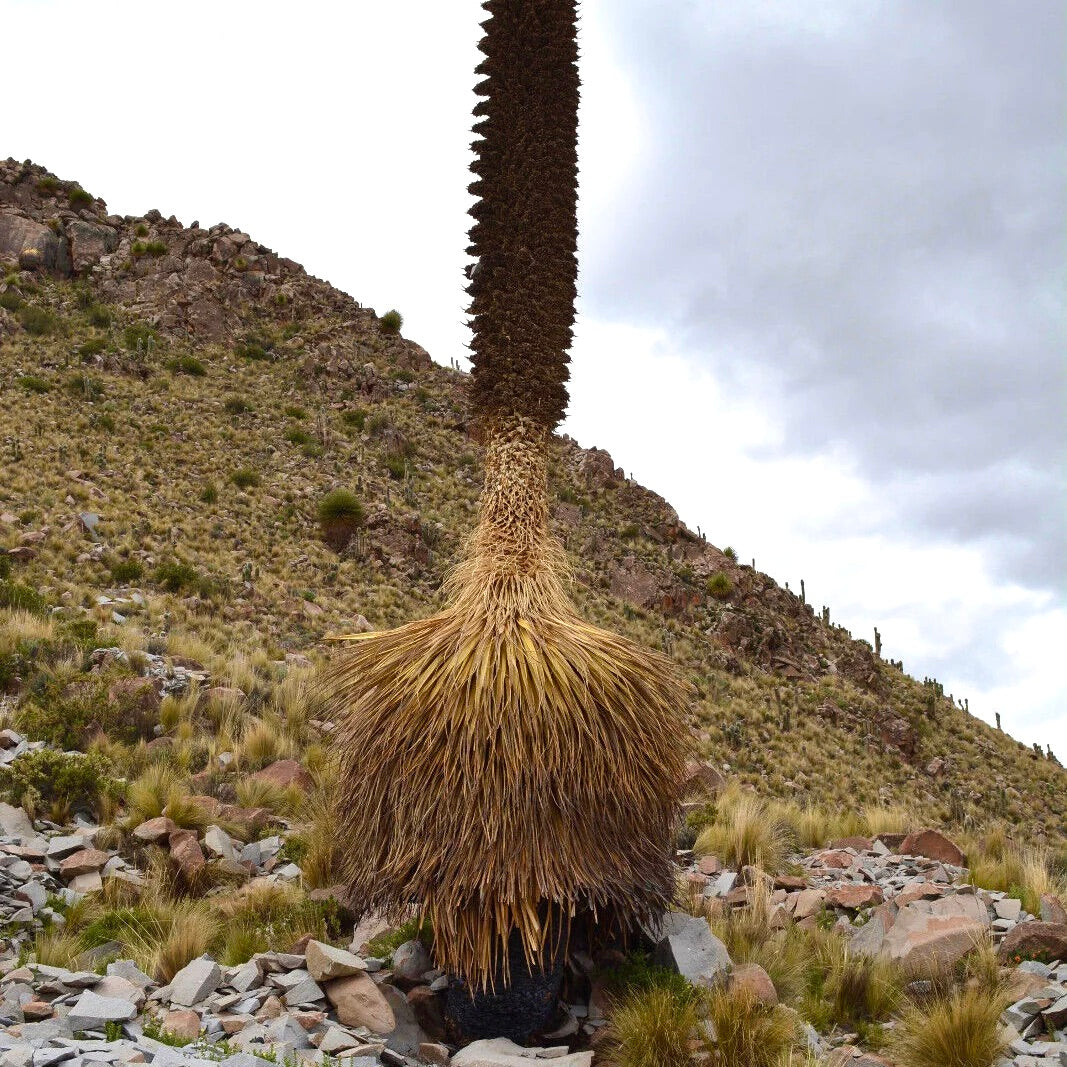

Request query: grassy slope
[{"left": 1, "top": 168, "right": 1064, "bottom": 844}]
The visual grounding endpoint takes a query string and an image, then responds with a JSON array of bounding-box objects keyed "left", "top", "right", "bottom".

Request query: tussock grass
[
  {"left": 705, "top": 986, "right": 798, "bottom": 1067},
  {"left": 696, "top": 790, "right": 793, "bottom": 873},
  {"left": 889, "top": 986, "right": 1009, "bottom": 1067},
  {"left": 610, "top": 985, "right": 700, "bottom": 1067}
]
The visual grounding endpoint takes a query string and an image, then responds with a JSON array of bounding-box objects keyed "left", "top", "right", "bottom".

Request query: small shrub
[
  {"left": 68, "top": 186, "right": 94, "bottom": 207},
  {"left": 342, "top": 409, "right": 366, "bottom": 431},
  {"left": 19, "top": 306, "right": 58, "bottom": 335},
  {"left": 124, "top": 323, "right": 157, "bottom": 350},
  {"left": 167, "top": 355, "right": 206, "bottom": 377},
  {"left": 0, "top": 289, "right": 23, "bottom": 312},
  {"left": 723, "top": 546, "right": 738, "bottom": 562},
  {"left": 231, "top": 468, "right": 261, "bottom": 490},
  {"left": 0, "top": 749, "right": 120, "bottom": 821},
  {"left": 235, "top": 334, "right": 272, "bottom": 360},
  {"left": 134, "top": 223, "right": 149, "bottom": 237},
  {"left": 707, "top": 572, "right": 733, "bottom": 600},
  {"left": 224, "top": 396, "right": 252, "bottom": 415},
  {"left": 65, "top": 373, "right": 105, "bottom": 400},
  {"left": 0, "top": 581, "right": 46, "bottom": 614},
  {"left": 15, "top": 375, "right": 50, "bottom": 394},
  {"left": 86, "top": 304, "right": 113, "bottom": 327},
  {"left": 286, "top": 427, "right": 312, "bottom": 446},
  {"left": 696, "top": 792, "right": 793, "bottom": 873},
  {"left": 890, "top": 986, "right": 1008, "bottom": 1067},
  {"left": 199, "top": 483, "right": 218, "bottom": 505},
  {"left": 383, "top": 452, "right": 408, "bottom": 480},
  {"left": 78, "top": 338, "right": 107, "bottom": 359},
  {"left": 379, "top": 309, "right": 403, "bottom": 334},
  {"left": 318, "top": 489, "right": 366, "bottom": 552},
  {"left": 110, "top": 559, "right": 144, "bottom": 583},
  {"left": 155, "top": 560, "right": 201, "bottom": 593},
  {"left": 284, "top": 405, "right": 308, "bottom": 420},
  {"left": 131, "top": 240, "right": 166, "bottom": 257},
  {"left": 705, "top": 987, "right": 797, "bottom": 1067},
  {"left": 36, "top": 177, "right": 60, "bottom": 194}
]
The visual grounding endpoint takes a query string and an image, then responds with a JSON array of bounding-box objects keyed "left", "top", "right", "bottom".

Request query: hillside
[{"left": 1, "top": 157, "right": 1065, "bottom": 841}]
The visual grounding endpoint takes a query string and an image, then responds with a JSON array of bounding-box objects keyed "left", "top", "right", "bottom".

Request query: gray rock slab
[
  {"left": 653, "top": 912, "right": 732, "bottom": 987},
  {"left": 67, "top": 991, "right": 137, "bottom": 1030},
  {"left": 169, "top": 958, "right": 223, "bottom": 1007}
]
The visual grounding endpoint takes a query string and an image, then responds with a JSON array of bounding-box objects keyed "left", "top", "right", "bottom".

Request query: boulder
[
  {"left": 59, "top": 848, "right": 111, "bottom": 879},
  {"left": 169, "top": 829, "right": 206, "bottom": 877},
  {"left": 0, "top": 213, "right": 71, "bottom": 274},
  {"left": 997, "top": 922, "right": 1067, "bottom": 964},
  {"left": 392, "top": 939, "right": 432, "bottom": 983},
  {"left": 653, "top": 911, "right": 732, "bottom": 987},
  {"left": 880, "top": 895, "right": 989, "bottom": 969},
  {"left": 898, "top": 829, "right": 965, "bottom": 867},
  {"left": 132, "top": 817, "right": 177, "bottom": 843},
  {"left": 0, "top": 803, "right": 33, "bottom": 840},
  {"left": 1040, "top": 895, "right": 1067, "bottom": 925},
  {"left": 160, "top": 1008, "right": 202, "bottom": 1041},
  {"left": 453, "top": 1039, "right": 593, "bottom": 1066},
  {"left": 325, "top": 973, "right": 396, "bottom": 1033},
  {"left": 305, "top": 940, "right": 366, "bottom": 981},
  {"left": 792, "top": 889, "right": 827, "bottom": 919},
  {"left": 827, "top": 885, "right": 884, "bottom": 910},
  {"left": 67, "top": 220, "right": 118, "bottom": 274},
  {"left": 170, "top": 957, "right": 223, "bottom": 1007}
]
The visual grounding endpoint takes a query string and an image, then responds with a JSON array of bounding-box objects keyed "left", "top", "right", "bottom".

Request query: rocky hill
[{"left": 1, "top": 157, "right": 1065, "bottom": 841}]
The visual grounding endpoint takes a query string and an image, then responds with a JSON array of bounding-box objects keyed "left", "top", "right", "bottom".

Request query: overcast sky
[{"left": 5, "top": 0, "right": 1064, "bottom": 750}]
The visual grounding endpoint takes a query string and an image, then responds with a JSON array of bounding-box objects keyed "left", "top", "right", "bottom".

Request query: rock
[
  {"left": 68, "top": 870, "right": 103, "bottom": 894},
  {"left": 170, "top": 957, "right": 223, "bottom": 1006},
  {"left": 251, "top": 760, "right": 313, "bottom": 791},
  {"left": 392, "top": 939, "right": 432, "bottom": 983},
  {"left": 0, "top": 214, "right": 71, "bottom": 274},
  {"left": 452, "top": 1039, "right": 593, "bottom": 1066},
  {"left": 407, "top": 984, "right": 446, "bottom": 1040},
  {"left": 46, "top": 834, "right": 89, "bottom": 859},
  {"left": 994, "top": 898, "right": 1023, "bottom": 921},
  {"left": 304, "top": 940, "right": 366, "bottom": 981},
  {"left": 881, "top": 896, "right": 990, "bottom": 969},
  {"left": 59, "top": 848, "right": 111, "bottom": 879},
  {"left": 653, "top": 911, "right": 732, "bottom": 987},
  {"left": 1041, "top": 895, "right": 1067, "bottom": 925},
  {"left": 67, "top": 990, "right": 137, "bottom": 1030},
  {"left": 20, "top": 1000, "right": 52, "bottom": 1021},
  {"left": 418, "top": 1043, "right": 451, "bottom": 1066},
  {"left": 325, "top": 973, "right": 396, "bottom": 1033},
  {"left": 683, "top": 760, "right": 727, "bottom": 797},
  {"left": 169, "top": 829, "right": 206, "bottom": 877},
  {"left": 203, "top": 825, "right": 237, "bottom": 862},
  {"left": 998, "top": 923, "right": 1067, "bottom": 964},
  {"left": 160, "top": 1008, "right": 202, "bottom": 1041},
  {"left": 93, "top": 973, "right": 145, "bottom": 1007},
  {"left": 106, "top": 960, "right": 153, "bottom": 988},
  {"left": 67, "top": 220, "right": 117, "bottom": 274},
  {"left": 132, "top": 817, "right": 177, "bottom": 843},
  {"left": 283, "top": 977, "right": 324, "bottom": 1006},
  {"left": 898, "top": 829, "right": 965, "bottom": 867},
  {"left": 792, "top": 889, "right": 827, "bottom": 919},
  {"left": 827, "top": 885, "right": 884, "bottom": 910},
  {"left": 0, "top": 803, "right": 35, "bottom": 840},
  {"left": 728, "top": 962, "right": 778, "bottom": 1006}
]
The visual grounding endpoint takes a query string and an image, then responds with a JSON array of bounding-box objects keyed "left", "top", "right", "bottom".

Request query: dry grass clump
[
  {"left": 696, "top": 790, "right": 793, "bottom": 873},
  {"left": 610, "top": 984, "right": 701, "bottom": 1067},
  {"left": 967, "top": 838, "right": 1064, "bottom": 916},
  {"left": 237, "top": 714, "right": 294, "bottom": 770},
  {"left": 889, "top": 985, "right": 1010, "bottom": 1067},
  {"left": 705, "top": 985, "right": 798, "bottom": 1067},
  {"left": 125, "top": 765, "right": 206, "bottom": 829},
  {"left": 827, "top": 949, "right": 905, "bottom": 1024},
  {"left": 234, "top": 776, "right": 301, "bottom": 815}
]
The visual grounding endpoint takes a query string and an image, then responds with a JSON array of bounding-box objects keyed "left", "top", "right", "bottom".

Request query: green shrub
[
  {"left": 0, "top": 749, "right": 120, "bottom": 820},
  {"left": 342, "top": 409, "right": 366, "bottom": 431},
  {"left": 0, "top": 290, "right": 22, "bottom": 312},
  {"left": 36, "top": 177, "right": 60, "bottom": 194},
  {"left": 124, "top": 323, "right": 157, "bottom": 350},
  {"left": 65, "top": 373, "right": 105, "bottom": 400},
  {"left": 58, "top": 619, "right": 99, "bottom": 649},
  {"left": 199, "top": 483, "right": 218, "bottom": 505},
  {"left": 707, "top": 572, "right": 733, "bottom": 600},
  {"left": 384, "top": 453, "right": 408, "bottom": 480},
  {"left": 723, "top": 546, "right": 738, "bottom": 562},
  {"left": 110, "top": 559, "right": 144, "bottom": 583},
  {"left": 78, "top": 338, "right": 107, "bottom": 359},
  {"left": 705, "top": 987, "right": 797, "bottom": 1067},
  {"left": 231, "top": 468, "right": 261, "bottom": 490},
  {"left": 131, "top": 240, "right": 166, "bottom": 257},
  {"left": 0, "top": 581, "right": 45, "bottom": 614},
  {"left": 284, "top": 405, "right": 308, "bottom": 420},
  {"left": 86, "top": 304, "right": 113, "bottom": 327},
  {"left": 318, "top": 490, "right": 366, "bottom": 552},
  {"left": 68, "top": 186, "right": 94, "bottom": 207},
  {"left": 17, "top": 670, "right": 159, "bottom": 749},
  {"left": 286, "top": 427, "right": 312, "bottom": 446},
  {"left": 155, "top": 560, "right": 201, "bottom": 593},
  {"left": 611, "top": 985, "right": 701, "bottom": 1067},
  {"left": 890, "top": 986, "right": 1008, "bottom": 1067},
  {"left": 19, "top": 306, "right": 58, "bottom": 336},
  {"left": 16, "top": 375, "right": 51, "bottom": 394},
  {"left": 235, "top": 334, "right": 272, "bottom": 360},
  {"left": 224, "top": 396, "right": 252, "bottom": 416},
  {"left": 379, "top": 309, "right": 403, "bottom": 334},
  {"left": 167, "top": 355, "right": 206, "bottom": 377}
]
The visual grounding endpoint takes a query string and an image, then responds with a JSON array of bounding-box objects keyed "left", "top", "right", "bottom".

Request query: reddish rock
[
  {"left": 21, "top": 1000, "right": 52, "bottom": 1020},
  {"left": 728, "top": 963, "right": 778, "bottom": 1006},
  {"left": 407, "top": 985, "right": 446, "bottom": 1040},
  {"left": 169, "top": 829, "right": 206, "bottom": 877},
  {"left": 894, "top": 883, "right": 946, "bottom": 907},
  {"left": 881, "top": 896, "right": 990, "bottom": 969},
  {"left": 698, "top": 855, "right": 723, "bottom": 876},
  {"left": 830, "top": 836, "right": 873, "bottom": 852},
  {"left": 325, "top": 974, "right": 396, "bottom": 1033},
  {"left": 827, "top": 885, "right": 884, "bottom": 910},
  {"left": 59, "top": 848, "right": 111, "bottom": 879},
  {"left": 997, "top": 922, "right": 1067, "bottom": 964},
  {"left": 774, "top": 875, "right": 808, "bottom": 891},
  {"left": 683, "top": 760, "right": 727, "bottom": 797},
  {"left": 132, "top": 817, "right": 177, "bottom": 843},
  {"left": 161, "top": 1009, "right": 201, "bottom": 1041},
  {"left": 201, "top": 686, "right": 245, "bottom": 705},
  {"left": 252, "top": 759, "right": 313, "bottom": 791},
  {"left": 791, "top": 889, "right": 827, "bottom": 920},
  {"left": 814, "top": 850, "right": 854, "bottom": 869},
  {"left": 898, "top": 829, "right": 964, "bottom": 867},
  {"left": 875, "top": 832, "right": 908, "bottom": 852}
]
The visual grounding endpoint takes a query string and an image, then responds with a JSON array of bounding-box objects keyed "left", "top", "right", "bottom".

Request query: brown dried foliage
[
  {"left": 467, "top": 0, "right": 579, "bottom": 431},
  {"left": 325, "top": 418, "right": 690, "bottom": 988}
]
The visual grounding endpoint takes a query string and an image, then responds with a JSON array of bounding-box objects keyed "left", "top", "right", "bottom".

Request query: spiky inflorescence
[
  {"left": 467, "top": 0, "right": 578, "bottom": 431},
  {"left": 327, "top": 418, "right": 690, "bottom": 988}
]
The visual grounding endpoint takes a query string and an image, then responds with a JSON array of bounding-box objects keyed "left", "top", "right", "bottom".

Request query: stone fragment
[
  {"left": 251, "top": 760, "right": 313, "bottom": 791},
  {"left": 131, "top": 817, "right": 177, "bottom": 843},
  {"left": 826, "top": 885, "right": 884, "bottom": 910},
  {"left": 169, "top": 829, "right": 206, "bottom": 877},
  {"left": 452, "top": 1039, "right": 593, "bottom": 1066},
  {"left": 1041, "top": 895, "right": 1067, "bottom": 925},
  {"left": 304, "top": 940, "right": 366, "bottom": 981},
  {"left": 392, "top": 939, "right": 432, "bottom": 983},
  {"left": 994, "top": 897, "right": 1023, "bottom": 921},
  {"left": 653, "top": 911, "right": 732, "bottom": 987},
  {"left": 203, "top": 826, "right": 237, "bottom": 862},
  {"left": 325, "top": 973, "right": 396, "bottom": 1033},
  {"left": 67, "top": 990, "right": 138, "bottom": 1030},
  {"left": 170, "top": 957, "right": 223, "bottom": 1007},
  {"left": 160, "top": 1008, "right": 202, "bottom": 1041},
  {"left": 728, "top": 962, "right": 778, "bottom": 1006},
  {"left": 0, "top": 803, "right": 35, "bottom": 840},
  {"left": 106, "top": 960, "right": 154, "bottom": 989}
]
